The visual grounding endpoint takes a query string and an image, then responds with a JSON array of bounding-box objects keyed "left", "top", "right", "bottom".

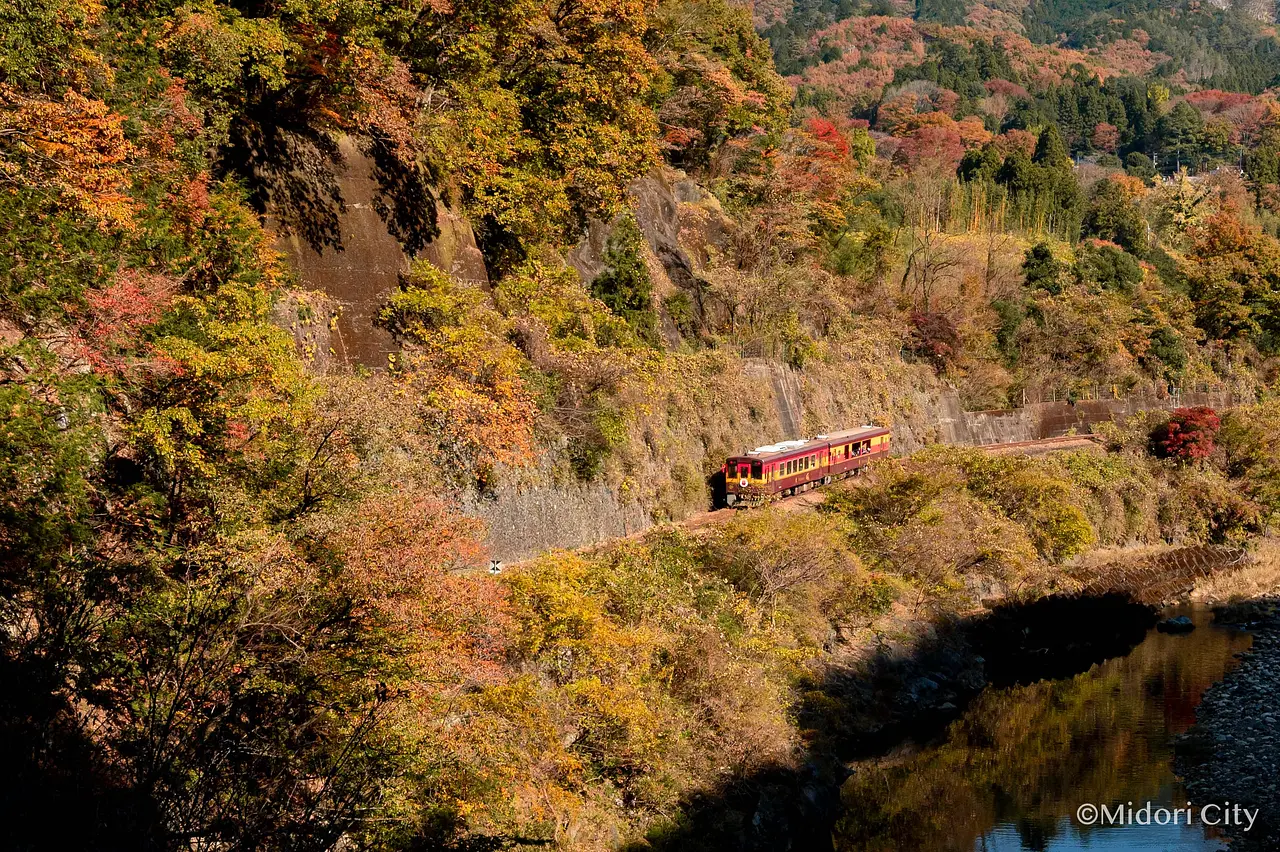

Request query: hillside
[{"left": 6, "top": 0, "right": 1280, "bottom": 848}]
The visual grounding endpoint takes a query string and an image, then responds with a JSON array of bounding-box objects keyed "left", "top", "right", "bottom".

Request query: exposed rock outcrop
[
  {"left": 265, "top": 132, "right": 487, "bottom": 369},
  {"left": 270, "top": 290, "right": 341, "bottom": 373},
  {"left": 568, "top": 165, "right": 733, "bottom": 346},
  {"left": 1208, "top": 0, "right": 1274, "bottom": 23}
]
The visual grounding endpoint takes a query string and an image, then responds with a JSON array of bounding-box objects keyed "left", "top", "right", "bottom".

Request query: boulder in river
[{"left": 1157, "top": 615, "right": 1196, "bottom": 633}]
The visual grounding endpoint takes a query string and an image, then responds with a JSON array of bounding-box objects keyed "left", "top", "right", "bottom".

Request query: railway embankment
[{"left": 478, "top": 379, "right": 1232, "bottom": 563}]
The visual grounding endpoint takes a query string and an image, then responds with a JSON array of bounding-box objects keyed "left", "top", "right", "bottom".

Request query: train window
[{"left": 751, "top": 461, "right": 762, "bottom": 478}]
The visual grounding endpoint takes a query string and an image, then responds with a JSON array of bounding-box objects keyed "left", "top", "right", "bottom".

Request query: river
[{"left": 833, "top": 604, "right": 1253, "bottom": 851}]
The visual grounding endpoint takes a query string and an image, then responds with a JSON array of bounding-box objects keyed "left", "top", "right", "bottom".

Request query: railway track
[
  {"left": 488, "top": 434, "right": 1102, "bottom": 571},
  {"left": 976, "top": 434, "right": 1102, "bottom": 455}
]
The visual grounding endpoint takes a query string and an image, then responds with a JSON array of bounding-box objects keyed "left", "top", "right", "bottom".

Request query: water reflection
[{"left": 834, "top": 606, "right": 1251, "bottom": 852}]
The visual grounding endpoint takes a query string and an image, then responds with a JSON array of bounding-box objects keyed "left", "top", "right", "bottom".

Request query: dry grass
[
  {"left": 1067, "top": 542, "right": 1188, "bottom": 574},
  {"left": 1192, "top": 538, "right": 1280, "bottom": 603}
]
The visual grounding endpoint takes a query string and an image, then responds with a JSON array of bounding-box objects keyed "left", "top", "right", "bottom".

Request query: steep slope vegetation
[{"left": 6, "top": 0, "right": 1280, "bottom": 848}]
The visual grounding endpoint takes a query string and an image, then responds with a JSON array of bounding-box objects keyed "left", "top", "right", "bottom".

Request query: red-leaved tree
[
  {"left": 1150, "top": 407, "right": 1221, "bottom": 462},
  {"left": 907, "top": 311, "right": 961, "bottom": 373}
]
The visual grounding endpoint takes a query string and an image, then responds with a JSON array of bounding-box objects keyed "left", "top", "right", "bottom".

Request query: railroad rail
[{"left": 486, "top": 434, "right": 1103, "bottom": 572}]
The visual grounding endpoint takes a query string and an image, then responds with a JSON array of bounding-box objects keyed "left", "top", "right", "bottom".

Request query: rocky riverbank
[
  {"left": 1177, "top": 599, "right": 1280, "bottom": 851},
  {"left": 681, "top": 545, "right": 1260, "bottom": 850}
]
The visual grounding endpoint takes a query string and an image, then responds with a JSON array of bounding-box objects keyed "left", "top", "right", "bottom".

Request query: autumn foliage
[
  {"left": 1150, "top": 407, "right": 1222, "bottom": 462},
  {"left": 12, "top": 0, "right": 1280, "bottom": 845}
]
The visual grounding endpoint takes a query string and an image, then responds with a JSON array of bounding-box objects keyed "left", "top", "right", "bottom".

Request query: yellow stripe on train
[{"left": 720, "top": 426, "right": 891, "bottom": 507}]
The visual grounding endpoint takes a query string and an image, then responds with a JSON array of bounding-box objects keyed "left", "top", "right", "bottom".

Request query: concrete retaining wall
[{"left": 950, "top": 391, "right": 1236, "bottom": 446}]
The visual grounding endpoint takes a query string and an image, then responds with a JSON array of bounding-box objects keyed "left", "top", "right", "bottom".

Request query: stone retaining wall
[{"left": 946, "top": 391, "right": 1236, "bottom": 447}]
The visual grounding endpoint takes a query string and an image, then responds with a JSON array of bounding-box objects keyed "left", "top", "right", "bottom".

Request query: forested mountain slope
[{"left": 5, "top": 0, "right": 1280, "bottom": 848}]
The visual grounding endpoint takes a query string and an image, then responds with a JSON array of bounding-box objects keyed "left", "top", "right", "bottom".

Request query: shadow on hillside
[
  {"left": 0, "top": 656, "right": 162, "bottom": 851},
  {"left": 624, "top": 594, "right": 1156, "bottom": 852},
  {"left": 224, "top": 119, "right": 348, "bottom": 254},
  {"left": 220, "top": 117, "right": 439, "bottom": 257}
]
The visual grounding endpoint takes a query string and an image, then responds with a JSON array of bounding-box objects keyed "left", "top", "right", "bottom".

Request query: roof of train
[{"left": 729, "top": 425, "right": 890, "bottom": 462}]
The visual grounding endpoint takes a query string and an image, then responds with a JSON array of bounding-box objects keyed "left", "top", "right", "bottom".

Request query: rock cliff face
[
  {"left": 568, "top": 166, "right": 733, "bottom": 346},
  {"left": 1208, "top": 0, "right": 1275, "bottom": 22},
  {"left": 267, "top": 133, "right": 486, "bottom": 369}
]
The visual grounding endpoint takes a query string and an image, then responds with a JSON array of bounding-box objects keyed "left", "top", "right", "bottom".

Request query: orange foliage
[
  {"left": 794, "top": 16, "right": 923, "bottom": 114},
  {"left": 992, "top": 129, "right": 1038, "bottom": 158},
  {"left": 345, "top": 48, "right": 419, "bottom": 159},
  {"left": 1108, "top": 173, "right": 1149, "bottom": 201},
  {"left": 135, "top": 72, "right": 204, "bottom": 164},
  {"left": 1092, "top": 122, "right": 1120, "bottom": 153},
  {"left": 0, "top": 86, "right": 136, "bottom": 229},
  {"left": 1091, "top": 37, "right": 1168, "bottom": 77},
  {"left": 318, "top": 492, "right": 509, "bottom": 688},
  {"left": 895, "top": 123, "right": 967, "bottom": 170},
  {"left": 1190, "top": 210, "right": 1254, "bottom": 257}
]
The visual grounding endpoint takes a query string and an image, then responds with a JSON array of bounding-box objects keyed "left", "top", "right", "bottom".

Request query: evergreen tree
[
  {"left": 1023, "top": 243, "right": 1064, "bottom": 294},
  {"left": 958, "top": 144, "right": 1002, "bottom": 183},
  {"left": 591, "top": 213, "right": 660, "bottom": 345},
  {"left": 1126, "top": 152, "right": 1157, "bottom": 181},
  {"left": 1083, "top": 180, "right": 1149, "bottom": 254},
  {"left": 1156, "top": 102, "right": 1205, "bottom": 172},
  {"left": 1033, "top": 125, "right": 1072, "bottom": 169}
]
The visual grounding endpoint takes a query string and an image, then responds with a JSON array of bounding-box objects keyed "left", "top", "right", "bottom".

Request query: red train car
[{"left": 722, "top": 426, "right": 891, "bottom": 507}]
